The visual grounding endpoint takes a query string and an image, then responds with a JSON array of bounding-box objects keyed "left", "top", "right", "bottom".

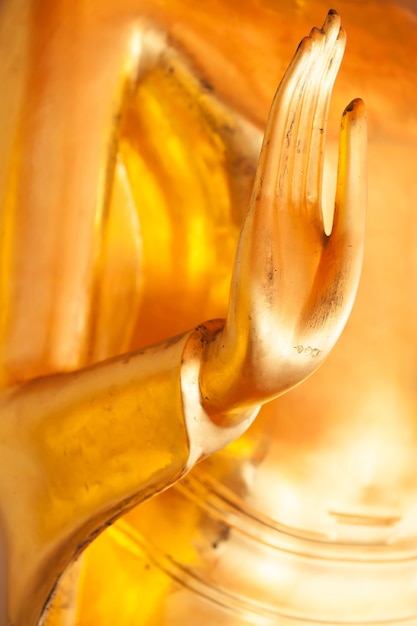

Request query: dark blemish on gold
[
  {"left": 200, "top": 77, "right": 213, "bottom": 92},
  {"left": 294, "top": 345, "right": 321, "bottom": 357}
]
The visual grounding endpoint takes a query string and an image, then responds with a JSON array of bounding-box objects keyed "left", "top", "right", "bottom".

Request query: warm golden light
[{"left": 0, "top": 0, "right": 416, "bottom": 625}]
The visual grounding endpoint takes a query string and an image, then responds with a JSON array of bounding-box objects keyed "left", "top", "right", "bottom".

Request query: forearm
[{"left": 0, "top": 321, "right": 258, "bottom": 626}]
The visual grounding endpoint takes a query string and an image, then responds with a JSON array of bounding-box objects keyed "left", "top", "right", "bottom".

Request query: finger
[
  {"left": 301, "top": 99, "right": 367, "bottom": 345},
  {"left": 332, "top": 98, "right": 367, "bottom": 247},
  {"left": 303, "top": 23, "right": 346, "bottom": 218},
  {"left": 242, "top": 12, "right": 346, "bottom": 318},
  {"left": 291, "top": 14, "right": 345, "bottom": 222},
  {"left": 252, "top": 34, "right": 317, "bottom": 207},
  {"left": 252, "top": 11, "right": 345, "bottom": 232}
]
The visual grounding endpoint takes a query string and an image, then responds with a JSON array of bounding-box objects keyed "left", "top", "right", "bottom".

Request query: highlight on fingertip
[{"left": 322, "top": 8, "right": 341, "bottom": 35}]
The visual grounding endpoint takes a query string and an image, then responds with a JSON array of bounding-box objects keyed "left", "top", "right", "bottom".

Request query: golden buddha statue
[{"left": 0, "top": 0, "right": 416, "bottom": 624}]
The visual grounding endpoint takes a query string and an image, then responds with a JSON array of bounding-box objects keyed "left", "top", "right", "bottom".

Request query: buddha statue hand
[
  {"left": 0, "top": 11, "right": 367, "bottom": 626},
  {"left": 199, "top": 10, "right": 367, "bottom": 423}
]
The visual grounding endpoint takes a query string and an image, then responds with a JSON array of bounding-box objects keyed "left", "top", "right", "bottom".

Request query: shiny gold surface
[
  {"left": 199, "top": 14, "right": 366, "bottom": 419},
  {"left": 0, "top": 0, "right": 416, "bottom": 624}
]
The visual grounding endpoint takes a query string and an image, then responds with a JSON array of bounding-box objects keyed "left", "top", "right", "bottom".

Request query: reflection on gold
[{"left": 0, "top": 0, "right": 416, "bottom": 625}]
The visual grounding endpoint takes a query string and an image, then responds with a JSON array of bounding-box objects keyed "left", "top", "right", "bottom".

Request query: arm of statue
[
  {"left": 200, "top": 10, "right": 367, "bottom": 423},
  {"left": 0, "top": 11, "right": 366, "bottom": 626},
  {"left": 0, "top": 323, "right": 257, "bottom": 626}
]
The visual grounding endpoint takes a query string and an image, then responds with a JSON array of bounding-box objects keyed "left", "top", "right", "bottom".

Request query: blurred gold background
[{"left": 0, "top": 0, "right": 416, "bottom": 624}]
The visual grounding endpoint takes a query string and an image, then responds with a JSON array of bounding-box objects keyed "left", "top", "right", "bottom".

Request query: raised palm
[{"left": 200, "top": 10, "right": 367, "bottom": 420}]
